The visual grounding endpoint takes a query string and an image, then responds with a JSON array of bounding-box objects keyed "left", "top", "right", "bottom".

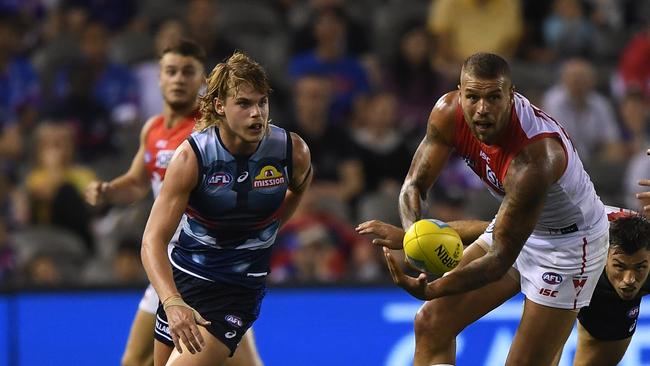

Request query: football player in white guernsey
[
  {"left": 359, "top": 206, "right": 650, "bottom": 366},
  {"left": 362, "top": 52, "right": 609, "bottom": 366}
]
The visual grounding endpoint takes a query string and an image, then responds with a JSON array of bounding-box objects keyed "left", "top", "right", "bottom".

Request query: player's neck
[{"left": 162, "top": 103, "right": 197, "bottom": 128}]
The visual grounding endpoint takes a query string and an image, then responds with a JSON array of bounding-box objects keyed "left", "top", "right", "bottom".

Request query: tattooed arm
[
  {"left": 387, "top": 137, "right": 566, "bottom": 300},
  {"left": 399, "top": 92, "right": 457, "bottom": 229}
]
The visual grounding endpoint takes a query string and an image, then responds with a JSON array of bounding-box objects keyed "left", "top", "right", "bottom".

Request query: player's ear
[{"left": 214, "top": 98, "right": 225, "bottom": 115}]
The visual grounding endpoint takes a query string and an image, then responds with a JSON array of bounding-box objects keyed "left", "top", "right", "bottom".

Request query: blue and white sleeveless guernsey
[{"left": 171, "top": 124, "right": 291, "bottom": 289}]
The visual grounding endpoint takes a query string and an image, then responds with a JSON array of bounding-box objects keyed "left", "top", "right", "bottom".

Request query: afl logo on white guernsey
[{"left": 253, "top": 165, "right": 285, "bottom": 188}]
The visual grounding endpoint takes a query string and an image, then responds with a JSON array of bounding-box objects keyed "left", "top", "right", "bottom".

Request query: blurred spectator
[
  {"left": 112, "top": 239, "right": 147, "bottom": 284},
  {"left": 622, "top": 91, "right": 650, "bottom": 211},
  {"left": 288, "top": 0, "right": 369, "bottom": 56},
  {"left": 430, "top": 155, "right": 486, "bottom": 219},
  {"left": 516, "top": 0, "right": 553, "bottom": 63},
  {"left": 427, "top": 185, "right": 469, "bottom": 223},
  {"left": 0, "top": 14, "right": 39, "bottom": 129},
  {"left": 0, "top": 220, "right": 16, "bottom": 284},
  {"left": 618, "top": 89, "right": 650, "bottom": 157},
  {"left": 50, "top": 21, "right": 139, "bottom": 127},
  {"left": 284, "top": 74, "right": 363, "bottom": 220},
  {"left": 542, "top": 0, "right": 596, "bottom": 61},
  {"left": 542, "top": 58, "right": 625, "bottom": 166},
  {"left": 351, "top": 91, "right": 412, "bottom": 226},
  {"left": 614, "top": 22, "right": 650, "bottom": 101},
  {"left": 25, "top": 122, "right": 96, "bottom": 252},
  {"left": 427, "top": 0, "right": 523, "bottom": 78},
  {"left": 23, "top": 253, "right": 62, "bottom": 286},
  {"left": 271, "top": 206, "right": 380, "bottom": 284},
  {"left": 63, "top": 0, "right": 137, "bottom": 31},
  {"left": 585, "top": 0, "right": 626, "bottom": 62},
  {"left": 31, "top": 2, "right": 86, "bottom": 94},
  {"left": 624, "top": 151, "right": 650, "bottom": 213},
  {"left": 46, "top": 62, "right": 115, "bottom": 160},
  {"left": 289, "top": 6, "right": 370, "bottom": 124},
  {"left": 184, "top": 0, "right": 236, "bottom": 70},
  {"left": 384, "top": 22, "right": 450, "bottom": 131}
]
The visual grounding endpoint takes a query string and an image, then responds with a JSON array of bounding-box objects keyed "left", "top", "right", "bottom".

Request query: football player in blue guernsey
[{"left": 141, "top": 51, "right": 312, "bottom": 366}]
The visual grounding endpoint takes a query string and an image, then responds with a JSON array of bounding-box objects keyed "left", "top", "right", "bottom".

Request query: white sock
[{"left": 430, "top": 364, "right": 454, "bottom": 366}]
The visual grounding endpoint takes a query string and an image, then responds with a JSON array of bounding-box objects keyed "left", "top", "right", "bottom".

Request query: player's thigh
[
  {"left": 166, "top": 326, "right": 231, "bottom": 366},
  {"left": 224, "top": 329, "right": 263, "bottom": 366},
  {"left": 154, "top": 340, "right": 173, "bottom": 366},
  {"left": 507, "top": 298, "right": 577, "bottom": 366},
  {"left": 573, "top": 323, "right": 631, "bottom": 366},
  {"left": 415, "top": 242, "right": 520, "bottom": 337},
  {"left": 122, "top": 309, "right": 156, "bottom": 366}
]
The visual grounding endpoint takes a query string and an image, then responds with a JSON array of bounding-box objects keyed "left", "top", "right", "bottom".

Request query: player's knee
[
  {"left": 506, "top": 351, "right": 554, "bottom": 366},
  {"left": 414, "top": 302, "right": 456, "bottom": 341},
  {"left": 121, "top": 352, "right": 150, "bottom": 366}
]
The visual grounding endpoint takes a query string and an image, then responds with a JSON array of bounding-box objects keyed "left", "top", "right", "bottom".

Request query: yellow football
[{"left": 403, "top": 219, "right": 463, "bottom": 276}]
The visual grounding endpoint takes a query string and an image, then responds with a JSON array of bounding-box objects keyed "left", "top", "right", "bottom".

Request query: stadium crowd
[{"left": 0, "top": 0, "right": 649, "bottom": 288}]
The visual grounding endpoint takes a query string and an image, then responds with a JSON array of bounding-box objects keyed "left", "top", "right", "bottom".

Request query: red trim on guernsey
[{"left": 573, "top": 237, "right": 588, "bottom": 310}]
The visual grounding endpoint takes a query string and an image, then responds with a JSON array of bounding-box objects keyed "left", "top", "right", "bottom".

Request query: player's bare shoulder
[
  {"left": 140, "top": 115, "right": 162, "bottom": 143},
  {"left": 288, "top": 131, "right": 312, "bottom": 191},
  {"left": 425, "top": 91, "right": 459, "bottom": 146}
]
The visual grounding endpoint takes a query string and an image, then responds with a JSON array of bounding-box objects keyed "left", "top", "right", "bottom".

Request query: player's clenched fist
[{"left": 85, "top": 181, "right": 110, "bottom": 206}]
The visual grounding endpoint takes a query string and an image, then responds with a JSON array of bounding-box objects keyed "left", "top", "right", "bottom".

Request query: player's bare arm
[
  {"left": 399, "top": 93, "right": 456, "bottom": 229},
  {"left": 356, "top": 219, "right": 489, "bottom": 250},
  {"left": 141, "top": 141, "right": 208, "bottom": 354},
  {"left": 278, "top": 132, "right": 312, "bottom": 226},
  {"left": 388, "top": 138, "right": 566, "bottom": 300},
  {"left": 85, "top": 117, "right": 157, "bottom": 206}
]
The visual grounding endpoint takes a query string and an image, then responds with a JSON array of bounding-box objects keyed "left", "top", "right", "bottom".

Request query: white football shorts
[
  {"left": 477, "top": 222, "right": 608, "bottom": 310},
  {"left": 138, "top": 283, "right": 160, "bottom": 314}
]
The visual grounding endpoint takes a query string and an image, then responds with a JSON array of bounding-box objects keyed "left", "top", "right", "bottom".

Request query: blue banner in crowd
[{"left": 1, "top": 288, "right": 649, "bottom": 365}]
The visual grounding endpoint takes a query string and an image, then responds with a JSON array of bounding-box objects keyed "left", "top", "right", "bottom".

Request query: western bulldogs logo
[
  {"left": 542, "top": 272, "right": 563, "bottom": 285},
  {"left": 208, "top": 172, "right": 232, "bottom": 186},
  {"left": 253, "top": 165, "right": 285, "bottom": 188}
]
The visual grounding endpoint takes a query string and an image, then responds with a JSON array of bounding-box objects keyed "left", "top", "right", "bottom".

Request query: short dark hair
[
  {"left": 461, "top": 53, "right": 511, "bottom": 82},
  {"left": 161, "top": 38, "right": 206, "bottom": 65},
  {"left": 610, "top": 215, "right": 650, "bottom": 255}
]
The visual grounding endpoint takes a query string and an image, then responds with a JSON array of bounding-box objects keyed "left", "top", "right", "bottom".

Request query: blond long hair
[{"left": 196, "top": 51, "right": 271, "bottom": 130}]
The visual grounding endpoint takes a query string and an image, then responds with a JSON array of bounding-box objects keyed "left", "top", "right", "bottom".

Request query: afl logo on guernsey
[
  {"left": 253, "top": 165, "right": 285, "bottom": 188},
  {"left": 208, "top": 172, "right": 232, "bottom": 186},
  {"left": 628, "top": 306, "right": 640, "bottom": 319},
  {"left": 542, "top": 272, "right": 563, "bottom": 285}
]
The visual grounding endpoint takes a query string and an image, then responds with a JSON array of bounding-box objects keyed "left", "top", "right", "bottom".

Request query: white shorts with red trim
[
  {"left": 477, "top": 226, "right": 609, "bottom": 310},
  {"left": 138, "top": 284, "right": 160, "bottom": 314}
]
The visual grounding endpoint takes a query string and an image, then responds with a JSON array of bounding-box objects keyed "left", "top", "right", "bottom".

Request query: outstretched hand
[
  {"left": 355, "top": 220, "right": 406, "bottom": 250},
  {"left": 383, "top": 247, "right": 434, "bottom": 301}
]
